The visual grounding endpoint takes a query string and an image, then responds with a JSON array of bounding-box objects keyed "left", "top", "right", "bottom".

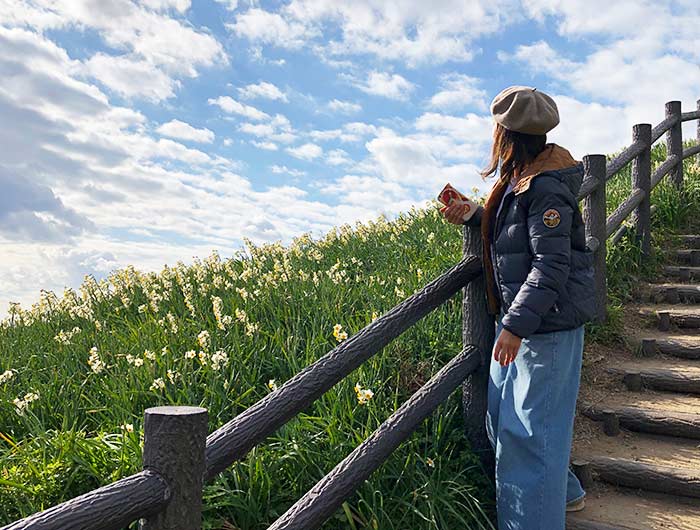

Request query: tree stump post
[
  {"left": 462, "top": 223, "right": 495, "bottom": 477},
  {"left": 582, "top": 154, "right": 608, "bottom": 324},
  {"left": 631, "top": 123, "right": 652, "bottom": 259},
  {"left": 665, "top": 101, "right": 683, "bottom": 189},
  {"left": 140, "top": 406, "right": 208, "bottom": 530},
  {"left": 697, "top": 99, "right": 700, "bottom": 165}
]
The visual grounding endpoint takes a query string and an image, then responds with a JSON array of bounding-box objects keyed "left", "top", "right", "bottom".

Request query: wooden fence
[{"left": 2, "top": 98, "right": 699, "bottom": 530}]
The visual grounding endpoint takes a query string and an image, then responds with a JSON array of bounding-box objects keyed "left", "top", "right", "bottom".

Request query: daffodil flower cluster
[
  {"left": 333, "top": 324, "right": 348, "bottom": 342},
  {"left": 354, "top": 383, "right": 374, "bottom": 405},
  {"left": 0, "top": 369, "right": 16, "bottom": 384},
  {"left": 13, "top": 391, "right": 39, "bottom": 415},
  {"left": 54, "top": 326, "right": 81, "bottom": 345},
  {"left": 88, "top": 346, "right": 104, "bottom": 374}
]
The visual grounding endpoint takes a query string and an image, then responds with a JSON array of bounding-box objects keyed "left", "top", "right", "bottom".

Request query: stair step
[
  {"left": 607, "top": 358, "right": 700, "bottom": 394},
  {"left": 567, "top": 484, "right": 700, "bottom": 529},
  {"left": 627, "top": 330, "right": 700, "bottom": 360},
  {"left": 674, "top": 249, "right": 700, "bottom": 266},
  {"left": 637, "top": 304, "right": 700, "bottom": 329},
  {"left": 581, "top": 390, "right": 700, "bottom": 439},
  {"left": 643, "top": 283, "right": 700, "bottom": 303},
  {"left": 663, "top": 266, "right": 700, "bottom": 281},
  {"left": 680, "top": 234, "right": 700, "bottom": 249},
  {"left": 573, "top": 430, "right": 700, "bottom": 498}
]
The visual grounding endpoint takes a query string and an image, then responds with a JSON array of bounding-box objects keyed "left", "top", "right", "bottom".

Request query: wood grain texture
[
  {"left": 608, "top": 366, "right": 700, "bottom": 395},
  {"left": 582, "top": 155, "right": 608, "bottom": 323},
  {"left": 651, "top": 113, "right": 680, "bottom": 143},
  {"left": 605, "top": 188, "right": 644, "bottom": 239},
  {"left": 683, "top": 144, "right": 700, "bottom": 160},
  {"left": 605, "top": 139, "right": 646, "bottom": 181},
  {"left": 665, "top": 101, "right": 683, "bottom": 188},
  {"left": 631, "top": 124, "right": 652, "bottom": 257},
  {"left": 204, "top": 257, "right": 482, "bottom": 482},
  {"left": 589, "top": 456, "right": 700, "bottom": 498},
  {"left": 140, "top": 406, "right": 208, "bottom": 530},
  {"left": 1, "top": 471, "right": 169, "bottom": 530},
  {"left": 650, "top": 153, "right": 680, "bottom": 188},
  {"left": 461, "top": 224, "right": 495, "bottom": 474},
  {"left": 266, "top": 345, "right": 481, "bottom": 530},
  {"left": 680, "top": 109, "right": 700, "bottom": 121},
  {"left": 583, "top": 404, "right": 700, "bottom": 439}
]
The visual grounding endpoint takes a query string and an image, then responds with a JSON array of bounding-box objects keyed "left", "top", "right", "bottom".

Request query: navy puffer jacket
[{"left": 465, "top": 147, "right": 597, "bottom": 339}]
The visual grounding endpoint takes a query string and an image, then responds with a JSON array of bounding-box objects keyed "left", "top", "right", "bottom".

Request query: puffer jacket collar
[{"left": 512, "top": 143, "right": 581, "bottom": 195}]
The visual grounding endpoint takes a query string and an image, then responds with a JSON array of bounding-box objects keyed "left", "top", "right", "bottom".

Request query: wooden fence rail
[{"left": 2, "top": 98, "right": 699, "bottom": 530}]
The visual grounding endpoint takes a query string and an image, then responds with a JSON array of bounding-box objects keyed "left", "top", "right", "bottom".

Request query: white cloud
[
  {"left": 227, "top": 8, "right": 315, "bottom": 48},
  {"left": 353, "top": 71, "right": 415, "bottom": 101},
  {"left": 251, "top": 140, "right": 279, "bottom": 150},
  {"left": 428, "top": 73, "right": 488, "bottom": 111},
  {"left": 4, "top": 0, "right": 227, "bottom": 101},
  {"left": 156, "top": 119, "right": 215, "bottom": 143},
  {"left": 327, "top": 99, "right": 362, "bottom": 114},
  {"left": 501, "top": 39, "right": 700, "bottom": 130},
  {"left": 208, "top": 96, "right": 270, "bottom": 120},
  {"left": 227, "top": 0, "right": 519, "bottom": 65},
  {"left": 271, "top": 165, "right": 306, "bottom": 177},
  {"left": 238, "top": 81, "right": 288, "bottom": 102},
  {"left": 82, "top": 53, "right": 180, "bottom": 102},
  {"left": 326, "top": 149, "right": 352, "bottom": 166},
  {"left": 286, "top": 143, "right": 323, "bottom": 160}
]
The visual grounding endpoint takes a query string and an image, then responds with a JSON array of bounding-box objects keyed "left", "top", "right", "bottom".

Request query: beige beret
[{"left": 490, "top": 85, "right": 560, "bottom": 135}]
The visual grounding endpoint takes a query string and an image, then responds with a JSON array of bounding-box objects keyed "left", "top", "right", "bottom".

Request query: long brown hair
[{"left": 481, "top": 123, "right": 547, "bottom": 184}]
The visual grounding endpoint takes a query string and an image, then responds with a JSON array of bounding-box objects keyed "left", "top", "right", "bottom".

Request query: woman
[{"left": 442, "top": 86, "right": 597, "bottom": 530}]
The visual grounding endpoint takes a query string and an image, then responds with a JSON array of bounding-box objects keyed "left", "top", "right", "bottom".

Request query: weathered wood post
[
  {"left": 665, "top": 100, "right": 683, "bottom": 188},
  {"left": 462, "top": 223, "right": 495, "bottom": 476},
  {"left": 140, "top": 406, "right": 208, "bottom": 530},
  {"left": 697, "top": 98, "right": 700, "bottom": 165},
  {"left": 631, "top": 123, "right": 652, "bottom": 258},
  {"left": 582, "top": 154, "right": 607, "bottom": 324}
]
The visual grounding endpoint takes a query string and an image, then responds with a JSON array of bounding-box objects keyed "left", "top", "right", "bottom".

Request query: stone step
[
  {"left": 637, "top": 304, "right": 700, "bottom": 330},
  {"left": 567, "top": 483, "right": 700, "bottom": 529},
  {"left": 606, "top": 357, "right": 700, "bottom": 394},
  {"left": 573, "top": 430, "right": 700, "bottom": 499},
  {"left": 581, "top": 390, "right": 700, "bottom": 439},
  {"left": 642, "top": 283, "right": 700, "bottom": 304},
  {"left": 663, "top": 265, "right": 700, "bottom": 282}
]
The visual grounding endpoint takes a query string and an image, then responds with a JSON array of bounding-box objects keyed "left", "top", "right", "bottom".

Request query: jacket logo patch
[{"left": 542, "top": 208, "right": 561, "bottom": 228}]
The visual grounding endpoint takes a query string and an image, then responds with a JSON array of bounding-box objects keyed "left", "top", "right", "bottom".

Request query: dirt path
[{"left": 567, "top": 232, "right": 700, "bottom": 530}]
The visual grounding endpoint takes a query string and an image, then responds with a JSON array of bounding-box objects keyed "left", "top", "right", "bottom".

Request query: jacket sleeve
[
  {"left": 462, "top": 204, "right": 483, "bottom": 227},
  {"left": 500, "top": 181, "right": 573, "bottom": 339}
]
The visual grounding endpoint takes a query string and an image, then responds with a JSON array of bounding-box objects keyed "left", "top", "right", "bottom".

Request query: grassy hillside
[{"left": 1, "top": 144, "right": 699, "bottom": 529}]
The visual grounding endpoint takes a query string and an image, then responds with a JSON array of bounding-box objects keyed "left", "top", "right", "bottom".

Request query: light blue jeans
[{"left": 486, "top": 312, "right": 585, "bottom": 530}]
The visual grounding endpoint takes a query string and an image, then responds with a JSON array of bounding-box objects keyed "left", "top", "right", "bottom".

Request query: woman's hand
[
  {"left": 493, "top": 328, "right": 523, "bottom": 366},
  {"left": 440, "top": 200, "right": 470, "bottom": 225}
]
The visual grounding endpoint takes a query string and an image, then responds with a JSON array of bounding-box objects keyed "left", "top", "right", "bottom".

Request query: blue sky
[{"left": 1, "top": 0, "right": 699, "bottom": 312}]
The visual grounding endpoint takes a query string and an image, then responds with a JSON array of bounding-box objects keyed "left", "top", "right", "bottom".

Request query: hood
[{"left": 512, "top": 143, "right": 583, "bottom": 197}]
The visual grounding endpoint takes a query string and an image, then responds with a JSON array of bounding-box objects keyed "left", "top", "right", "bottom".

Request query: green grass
[
  {"left": 0, "top": 207, "right": 495, "bottom": 529},
  {"left": 1, "top": 147, "right": 699, "bottom": 529}
]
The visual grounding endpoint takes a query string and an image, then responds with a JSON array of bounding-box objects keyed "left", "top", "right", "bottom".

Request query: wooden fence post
[
  {"left": 665, "top": 101, "right": 683, "bottom": 188},
  {"left": 631, "top": 123, "right": 652, "bottom": 258},
  {"left": 462, "top": 224, "right": 495, "bottom": 476},
  {"left": 140, "top": 406, "right": 208, "bottom": 530},
  {"left": 582, "top": 154, "right": 607, "bottom": 324},
  {"left": 697, "top": 98, "right": 700, "bottom": 165}
]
